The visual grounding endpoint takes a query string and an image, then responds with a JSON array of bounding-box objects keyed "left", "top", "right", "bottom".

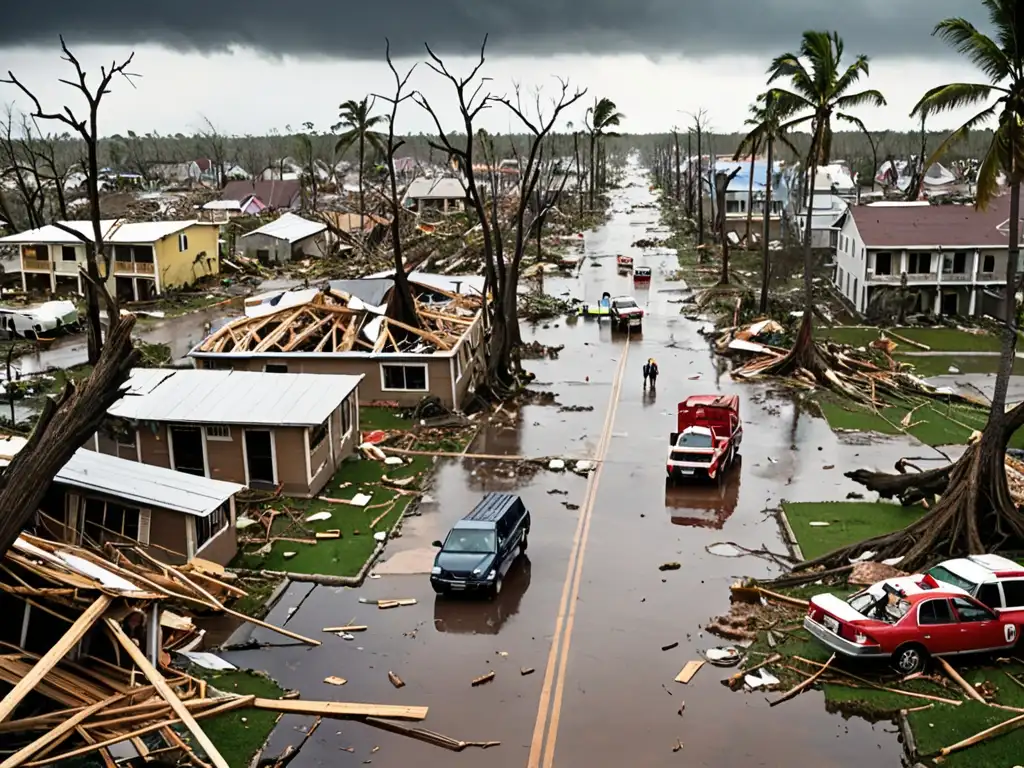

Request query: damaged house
[
  {"left": 0, "top": 219, "right": 220, "bottom": 301},
  {"left": 240, "top": 212, "right": 332, "bottom": 264},
  {"left": 834, "top": 197, "right": 1023, "bottom": 318},
  {"left": 404, "top": 177, "right": 467, "bottom": 216},
  {"left": 189, "top": 274, "right": 485, "bottom": 409},
  {"left": 219, "top": 180, "right": 301, "bottom": 211},
  {"left": 88, "top": 368, "right": 363, "bottom": 498}
]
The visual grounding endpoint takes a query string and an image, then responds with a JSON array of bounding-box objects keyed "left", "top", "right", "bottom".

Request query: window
[
  {"left": 725, "top": 200, "right": 742, "bottom": 213},
  {"left": 202, "top": 358, "right": 232, "bottom": 370},
  {"left": 919, "top": 598, "right": 954, "bottom": 625},
  {"left": 836, "top": 267, "right": 843, "bottom": 288},
  {"left": 133, "top": 245, "right": 154, "bottom": 263},
  {"left": 907, "top": 252, "right": 932, "bottom": 274},
  {"left": 340, "top": 397, "right": 352, "bottom": 436},
  {"left": 852, "top": 277, "right": 858, "bottom": 302},
  {"left": 264, "top": 363, "right": 288, "bottom": 373},
  {"left": 178, "top": 233, "right": 189, "bottom": 252},
  {"left": 983, "top": 254, "right": 996, "bottom": 274},
  {"left": 194, "top": 503, "right": 228, "bottom": 552},
  {"left": 952, "top": 597, "right": 995, "bottom": 622},
  {"left": 942, "top": 252, "right": 967, "bottom": 274},
  {"left": 114, "top": 244, "right": 132, "bottom": 262},
  {"left": 874, "top": 252, "right": 892, "bottom": 276},
  {"left": 23, "top": 244, "right": 49, "bottom": 261},
  {"left": 309, "top": 417, "right": 328, "bottom": 453},
  {"left": 927, "top": 565, "right": 979, "bottom": 594},
  {"left": 205, "top": 425, "right": 232, "bottom": 441},
  {"left": 82, "top": 499, "right": 141, "bottom": 544},
  {"left": 381, "top": 364, "right": 428, "bottom": 391},
  {"left": 61, "top": 246, "right": 77, "bottom": 262},
  {"left": 442, "top": 529, "right": 496, "bottom": 554},
  {"left": 1002, "top": 580, "right": 1024, "bottom": 608},
  {"left": 977, "top": 583, "right": 1002, "bottom": 610},
  {"left": 675, "top": 432, "right": 713, "bottom": 448}
]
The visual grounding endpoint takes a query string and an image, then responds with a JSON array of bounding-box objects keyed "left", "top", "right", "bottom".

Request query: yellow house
[{"left": 0, "top": 219, "right": 220, "bottom": 301}]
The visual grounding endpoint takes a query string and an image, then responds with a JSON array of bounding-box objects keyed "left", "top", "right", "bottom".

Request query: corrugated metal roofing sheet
[
  {"left": 241, "top": 212, "right": 326, "bottom": 244},
  {"left": 57, "top": 449, "right": 243, "bottom": 517},
  {"left": 108, "top": 368, "right": 363, "bottom": 426}
]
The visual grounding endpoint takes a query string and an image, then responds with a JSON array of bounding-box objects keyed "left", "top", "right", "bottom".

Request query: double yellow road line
[{"left": 527, "top": 337, "right": 631, "bottom": 767}]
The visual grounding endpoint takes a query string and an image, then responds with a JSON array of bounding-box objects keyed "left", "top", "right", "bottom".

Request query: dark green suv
[{"left": 430, "top": 493, "right": 531, "bottom": 598}]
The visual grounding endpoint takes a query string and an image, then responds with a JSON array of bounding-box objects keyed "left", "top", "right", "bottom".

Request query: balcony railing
[
  {"left": 977, "top": 271, "right": 1001, "bottom": 281},
  {"left": 867, "top": 272, "right": 938, "bottom": 283},
  {"left": 941, "top": 272, "right": 971, "bottom": 282},
  {"left": 22, "top": 258, "right": 50, "bottom": 272},
  {"left": 114, "top": 260, "right": 155, "bottom": 275}
]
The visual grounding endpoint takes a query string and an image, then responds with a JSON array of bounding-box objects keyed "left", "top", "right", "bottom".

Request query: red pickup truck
[{"left": 666, "top": 394, "right": 742, "bottom": 483}]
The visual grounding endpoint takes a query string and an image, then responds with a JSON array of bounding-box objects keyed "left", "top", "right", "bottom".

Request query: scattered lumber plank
[{"left": 770, "top": 653, "right": 835, "bottom": 706}]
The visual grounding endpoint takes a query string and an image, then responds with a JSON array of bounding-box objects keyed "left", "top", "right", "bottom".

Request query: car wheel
[
  {"left": 490, "top": 576, "right": 503, "bottom": 600},
  {"left": 892, "top": 644, "right": 927, "bottom": 674}
]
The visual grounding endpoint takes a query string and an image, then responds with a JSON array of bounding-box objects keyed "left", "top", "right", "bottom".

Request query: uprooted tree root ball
[{"left": 789, "top": 406, "right": 1024, "bottom": 574}]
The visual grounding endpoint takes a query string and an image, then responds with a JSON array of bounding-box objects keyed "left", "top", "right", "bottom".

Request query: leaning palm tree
[
  {"left": 734, "top": 91, "right": 800, "bottom": 313},
  {"left": 761, "top": 30, "right": 885, "bottom": 372},
  {"left": 334, "top": 97, "right": 386, "bottom": 231},
  {"left": 791, "top": 1, "right": 1024, "bottom": 573},
  {"left": 585, "top": 98, "right": 624, "bottom": 207}
]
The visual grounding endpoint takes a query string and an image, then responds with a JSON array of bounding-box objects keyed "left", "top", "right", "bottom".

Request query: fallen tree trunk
[{"left": 0, "top": 316, "right": 138, "bottom": 556}]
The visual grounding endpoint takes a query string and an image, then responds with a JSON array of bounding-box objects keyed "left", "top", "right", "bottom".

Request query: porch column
[
  {"left": 972, "top": 249, "right": 980, "bottom": 279},
  {"left": 969, "top": 287, "right": 978, "bottom": 316},
  {"left": 934, "top": 288, "right": 942, "bottom": 316}
]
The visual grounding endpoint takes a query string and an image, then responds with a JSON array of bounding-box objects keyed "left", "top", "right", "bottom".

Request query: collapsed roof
[{"left": 192, "top": 277, "right": 481, "bottom": 356}]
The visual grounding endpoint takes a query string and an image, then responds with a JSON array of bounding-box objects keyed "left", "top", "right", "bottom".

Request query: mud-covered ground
[{"left": 220, "top": 168, "right": 944, "bottom": 766}]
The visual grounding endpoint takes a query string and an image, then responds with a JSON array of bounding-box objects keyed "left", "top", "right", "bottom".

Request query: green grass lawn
[
  {"left": 781, "top": 501, "right": 926, "bottom": 560},
  {"left": 231, "top": 455, "right": 428, "bottom": 576},
  {"left": 814, "top": 393, "right": 1024, "bottom": 449},
  {"left": 359, "top": 406, "right": 413, "bottom": 432},
  {"left": 190, "top": 669, "right": 285, "bottom": 768},
  {"left": 894, "top": 353, "right": 1024, "bottom": 378},
  {"left": 819, "top": 325, "right": 1001, "bottom": 352}
]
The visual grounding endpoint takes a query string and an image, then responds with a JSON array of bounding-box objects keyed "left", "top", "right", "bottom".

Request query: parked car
[
  {"left": 926, "top": 554, "right": 1024, "bottom": 612},
  {"left": 609, "top": 296, "right": 644, "bottom": 331},
  {"left": 430, "top": 493, "right": 531, "bottom": 598},
  {"left": 804, "top": 574, "right": 1022, "bottom": 673}
]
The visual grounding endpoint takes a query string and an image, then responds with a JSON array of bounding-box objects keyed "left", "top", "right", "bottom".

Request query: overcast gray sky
[{"left": 0, "top": 1, "right": 992, "bottom": 138}]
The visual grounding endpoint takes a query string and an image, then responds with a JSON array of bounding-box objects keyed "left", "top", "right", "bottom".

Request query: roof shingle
[{"left": 851, "top": 196, "right": 1022, "bottom": 248}]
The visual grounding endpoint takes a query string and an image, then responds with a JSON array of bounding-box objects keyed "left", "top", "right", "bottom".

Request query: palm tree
[
  {"left": 334, "top": 97, "right": 385, "bottom": 231},
  {"left": 585, "top": 98, "right": 624, "bottom": 207},
  {"left": 734, "top": 91, "right": 800, "bottom": 313},
  {"left": 767, "top": 31, "right": 885, "bottom": 353}
]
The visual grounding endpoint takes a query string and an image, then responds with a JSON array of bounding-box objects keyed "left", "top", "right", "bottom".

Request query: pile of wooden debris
[
  {"left": 196, "top": 282, "right": 481, "bottom": 355},
  {"left": 0, "top": 533, "right": 484, "bottom": 767}
]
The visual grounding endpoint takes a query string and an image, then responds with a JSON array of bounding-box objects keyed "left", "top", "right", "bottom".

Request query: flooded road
[{"left": 221, "top": 170, "right": 934, "bottom": 766}]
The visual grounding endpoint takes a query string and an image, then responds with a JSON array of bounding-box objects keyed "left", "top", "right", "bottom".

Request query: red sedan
[{"left": 804, "top": 574, "right": 1023, "bottom": 674}]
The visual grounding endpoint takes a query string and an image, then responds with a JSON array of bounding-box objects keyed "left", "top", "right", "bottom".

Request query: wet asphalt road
[{"left": 220, "top": 171, "right": 950, "bottom": 766}]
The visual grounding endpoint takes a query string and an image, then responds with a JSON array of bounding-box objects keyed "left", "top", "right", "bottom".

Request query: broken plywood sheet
[{"left": 674, "top": 661, "right": 705, "bottom": 684}]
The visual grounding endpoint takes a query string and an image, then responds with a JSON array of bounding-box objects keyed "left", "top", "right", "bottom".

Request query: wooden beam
[
  {"left": 22, "top": 696, "right": 253, "bottom": 767},
  {"left": 386, "top": 316, "right": 452, "bottom": 350},
  {"left": 252, "top": 697, "right": 428, "bottom": 721},
  {"left": 0, "top": 594, "right": 111, "bottom": 723},
  {"left": 282, "top": 313, "right": 334, "bottom": 352},
  {"left": 253, "top": 307, "right": 307, "bottom": 353},
  {"left": 0, "top": 694, "right": 123, "bottom": 768},
  {"left": 104, "top": 618, "right": 230, "bottom": 768},
  {"left": 372, "top": 319, "right": 389, "bottom": 352},
  {"left": 337, "top": 315, "right": 360, "bottom": 351}
]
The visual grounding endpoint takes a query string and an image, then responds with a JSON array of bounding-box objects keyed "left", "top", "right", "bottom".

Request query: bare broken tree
[
  {"left": 196, "top": 116, "right": 228, "bottom": 189},
  {"left": 0, "top": 316, "right": 138, "bottom": 555},
  {"left": 415, "top": 36, "right": 584, "bottom": 395},
  {"left": 374, "top": 39, "right": 420, "bottom": 329},
  {"left": 2, "top": 36, "right": 137, "bottom": 363}
]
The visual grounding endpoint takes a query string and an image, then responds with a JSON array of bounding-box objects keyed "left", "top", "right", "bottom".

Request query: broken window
[
  {"left": 82, "top": 500, "right": 141, "bottom": 545},
  {"left": 918, "top": 598, "right": 954, "bottom": 625},
  {"left": 61, "top": 246, "right": 77, "bottom": 262},
  {"left": 309, "top": 418, "right": 329, "bottom": 453},
  {"left": 874, "top": 252, "right": 892, "bottom": 275},
  {"left": 942, "top": 252, "right": 967, "bottom": 274},
  {"left": 195, "top": 503, "right": 228, "bottom": 552},
  {"left": 23, "top": 244, "right": 49, "bottom": 261},
  {"left": 907, "top": 252, "right": 932, "bottom": 274},
  {"left": 725, "top": 199, "right": 742, "bottom": 214},
  {"left": 133, "top": 245, "right": 154, "bottom": 263},
  {"left": 381, "top": 364, "right": 428, "bottom": 391},
  {"left": 983, "top": 254, "right": 996, "bottom": 274},
  {"left": 952, "top": 597, "right": 994, "bottom": 622},
  {"left": 114, "top": 245, "right": 132, "bottom": 263}
]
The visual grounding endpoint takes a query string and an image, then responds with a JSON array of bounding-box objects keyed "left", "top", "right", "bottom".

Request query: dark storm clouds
[{"left": 0, "top": 0, "right": 979, "bottom": 59}]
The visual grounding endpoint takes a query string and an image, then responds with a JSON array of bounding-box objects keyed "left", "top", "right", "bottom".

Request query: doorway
[
  {"left": 941, "top": 291, "right": 959, "bottom": 317},
  {"left": 245, "top": 430, "right": 276, "bottom": 486},
  {"left": 170, "top": 426, "right": 206, "bottom": 476}
]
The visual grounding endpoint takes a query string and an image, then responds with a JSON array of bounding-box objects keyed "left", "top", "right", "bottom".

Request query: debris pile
[
  {"left": 519, "top": 292, "right": 573, "bottom": 321},
  {"left": 631, "top": 237, "right": 665, "bottom": 248},
  {"left": 0, "top": 532, "right": 487, "bottom": 766}
]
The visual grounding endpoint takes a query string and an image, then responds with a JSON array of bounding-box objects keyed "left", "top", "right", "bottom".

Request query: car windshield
[
  {"left": 615, "top": 300, "right": 637, "bottom": 309},
  {"left": 443, "top": 529, "right": 496, "bottom": 554},
  {"left": 848, "top": 590, "right": 912, "bottom": 624},
  {"left": 676, "top": 432, "right": 713, "bottom": 448},
  {"left": 927, "top": 565, "right": 979, "bottom": 594}
]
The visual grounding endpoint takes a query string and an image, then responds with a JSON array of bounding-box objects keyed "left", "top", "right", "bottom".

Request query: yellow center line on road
[{"left": 527, "top": 335, "right": 631, "bottom": 768}]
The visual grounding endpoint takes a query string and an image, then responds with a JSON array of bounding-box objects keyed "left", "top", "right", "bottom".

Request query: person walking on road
[{"left": 643, "top": 358, "right": 659, "bottom": 389}]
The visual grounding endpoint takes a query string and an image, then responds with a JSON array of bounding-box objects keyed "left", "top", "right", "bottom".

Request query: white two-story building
[{"left": 834, "top": 199, "right": 1022, "bottom": 318}]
